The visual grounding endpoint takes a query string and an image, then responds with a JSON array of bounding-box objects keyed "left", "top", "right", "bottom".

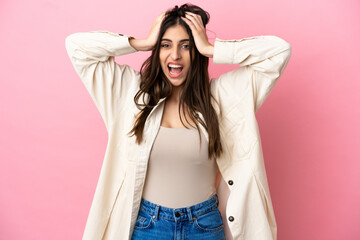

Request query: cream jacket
[{"left": 65, "top": 30, "right": 291, "bottom": 240}]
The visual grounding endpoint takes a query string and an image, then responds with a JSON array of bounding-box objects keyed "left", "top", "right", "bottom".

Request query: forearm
[
  {"left": 129, "top": 38, "right": 153, "bottom": 51},
  {"left": 65, "top": 31, "right": 137, "bottom": 60},
  {"left": 213, "top": 36, "right": 291, "bottom": 69}
]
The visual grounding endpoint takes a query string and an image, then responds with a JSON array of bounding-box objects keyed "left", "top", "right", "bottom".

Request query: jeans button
[{"left": 175, "top": 212, "right": 181, "bottom": 217}]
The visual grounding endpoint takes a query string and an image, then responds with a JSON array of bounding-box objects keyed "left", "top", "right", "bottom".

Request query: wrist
[{"left": 202, "top": 44, "right": 214, "bottom": 58}]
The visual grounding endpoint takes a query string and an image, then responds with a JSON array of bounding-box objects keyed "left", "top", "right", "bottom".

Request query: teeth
[{"left": 168, "top": 64, "right": 183, "bottom": 68}]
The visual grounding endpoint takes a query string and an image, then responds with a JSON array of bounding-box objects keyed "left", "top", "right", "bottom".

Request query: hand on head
[
  {"left": 130, "top": 12, "right": 166, "bottom": 51},
  {"left": 181, "top": 12, "right": 213, "bottom": 58},
  {"left": 145, "top": 12, "right": 166, "bottom": 49},
  {"left": 132, "top": 5, "right": 214, "bottom": 57}
]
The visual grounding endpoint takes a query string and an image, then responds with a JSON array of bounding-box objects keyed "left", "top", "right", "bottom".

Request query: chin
[{"left": 168, "top": 78, "right": 185, "bottom": 87}]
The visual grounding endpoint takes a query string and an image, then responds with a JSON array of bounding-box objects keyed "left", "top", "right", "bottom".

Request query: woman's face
[{"left": 159, "top": 24, "right": 191, "bottom": 88}]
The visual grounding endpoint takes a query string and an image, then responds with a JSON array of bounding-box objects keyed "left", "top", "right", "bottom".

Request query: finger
[
  {"left": 182, "top": 16, "right": 202, "bottom": 34},
  {"left": 157, "top": 12, "right": 166, "bottom": 21},
  {"left": 185, "top": 12, "right": 204, "bottom": 29},
  {"left": 181, "top": 16, "right": 197, "bottom": 31},
  {"left": 184, "top": 13, "right": 200, "bottom": 28},
  {"left": 184, "top": 16, "right": 204, "bottom": 35}
]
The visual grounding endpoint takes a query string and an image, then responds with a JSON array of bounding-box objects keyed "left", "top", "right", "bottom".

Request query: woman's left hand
[{"left": 181, "top": 12, "right": 214, "bottom": 58}]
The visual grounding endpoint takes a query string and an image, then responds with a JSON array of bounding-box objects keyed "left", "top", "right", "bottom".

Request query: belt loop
[
  {"left": 186, "top": 207, "right": 193, "bottom": 223},
  {"left": 153, "top": 204, "right": 160, "bottom": 221}
]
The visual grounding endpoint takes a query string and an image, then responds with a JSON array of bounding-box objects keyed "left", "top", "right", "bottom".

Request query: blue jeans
[{"left": 131, "top": 193, "right": 226, "bottom": 240}]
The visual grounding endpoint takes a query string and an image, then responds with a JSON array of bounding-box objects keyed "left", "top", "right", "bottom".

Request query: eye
[
  {"left": 182, "top": 44, "right": 190, "bottom": 49},
  {"left": 161, "top": 43, "right": 170, "bottom": 48}
]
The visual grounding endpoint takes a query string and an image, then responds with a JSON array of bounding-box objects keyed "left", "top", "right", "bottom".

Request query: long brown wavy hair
[{"left": 128, "top": 3, "right": 223, "bottom": 160}]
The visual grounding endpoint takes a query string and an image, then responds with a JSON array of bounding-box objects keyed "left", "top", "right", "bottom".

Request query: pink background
[{"left": 1, "top": 0, "right": 359, "bottom": 239}]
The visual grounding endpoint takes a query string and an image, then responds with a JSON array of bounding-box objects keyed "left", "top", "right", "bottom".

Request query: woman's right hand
[
  {"left": 145, "top": 12, "right": 166, "bottom": 49},
  {"left": 129, "top": 12, "right": 165, "bottom": 51}
]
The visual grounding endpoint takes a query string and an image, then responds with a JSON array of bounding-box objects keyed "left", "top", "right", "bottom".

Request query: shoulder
[
  {"left": 114, "top": 63, "right": 141, "bottom": 100},
  {"left": 210, "top": 66, "right": 255, "bottom": 117},
  {"left": 118, "top": 63, "right": 141, "bottom": 77},
  {"left": 210, "top": 66, "right": 252, "bottom": 100}
]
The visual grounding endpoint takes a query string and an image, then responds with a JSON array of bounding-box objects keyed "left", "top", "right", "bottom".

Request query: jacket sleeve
[
  {"left": 65, "top": 31, "right": 138, "bottom": 131},
  {"left": 212, "top": 35, "right": 291, "bottom": 112}
]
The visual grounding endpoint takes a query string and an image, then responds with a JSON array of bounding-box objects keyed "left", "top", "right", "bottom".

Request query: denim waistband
[{"left": 139, "top": 193, "right": 219, "bottom": 223}]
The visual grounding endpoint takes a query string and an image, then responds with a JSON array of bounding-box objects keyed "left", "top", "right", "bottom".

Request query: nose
[{"left": 171, "top": 46, "right": 181, "bottom": 60}]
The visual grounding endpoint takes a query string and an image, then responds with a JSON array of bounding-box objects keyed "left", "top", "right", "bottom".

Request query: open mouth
[{"left": 167, "top": 63, "right": 184, "bottom": 78}]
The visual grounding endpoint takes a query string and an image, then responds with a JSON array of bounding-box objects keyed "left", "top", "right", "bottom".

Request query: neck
[{"left": 168, "top": 85, "right": 183, "bottom": 103}]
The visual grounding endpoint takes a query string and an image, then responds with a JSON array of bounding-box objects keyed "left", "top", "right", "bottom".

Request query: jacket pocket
[{"left": 253, "top": 172, "right": 276, "bottom": 233}]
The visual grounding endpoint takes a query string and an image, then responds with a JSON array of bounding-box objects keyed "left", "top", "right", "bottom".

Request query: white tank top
[{"left": 141, "top": 125, "right": 217, "bottom": 208}]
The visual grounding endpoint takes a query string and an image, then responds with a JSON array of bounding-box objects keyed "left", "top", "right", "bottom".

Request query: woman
[{"left": 65, "top": 3, "right": 291, "bottom": 240}]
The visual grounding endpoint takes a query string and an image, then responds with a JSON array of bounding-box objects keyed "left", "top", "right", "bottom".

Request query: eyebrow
[{"left": 161, "top": 38, "right": 190, "bottom": 43}]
